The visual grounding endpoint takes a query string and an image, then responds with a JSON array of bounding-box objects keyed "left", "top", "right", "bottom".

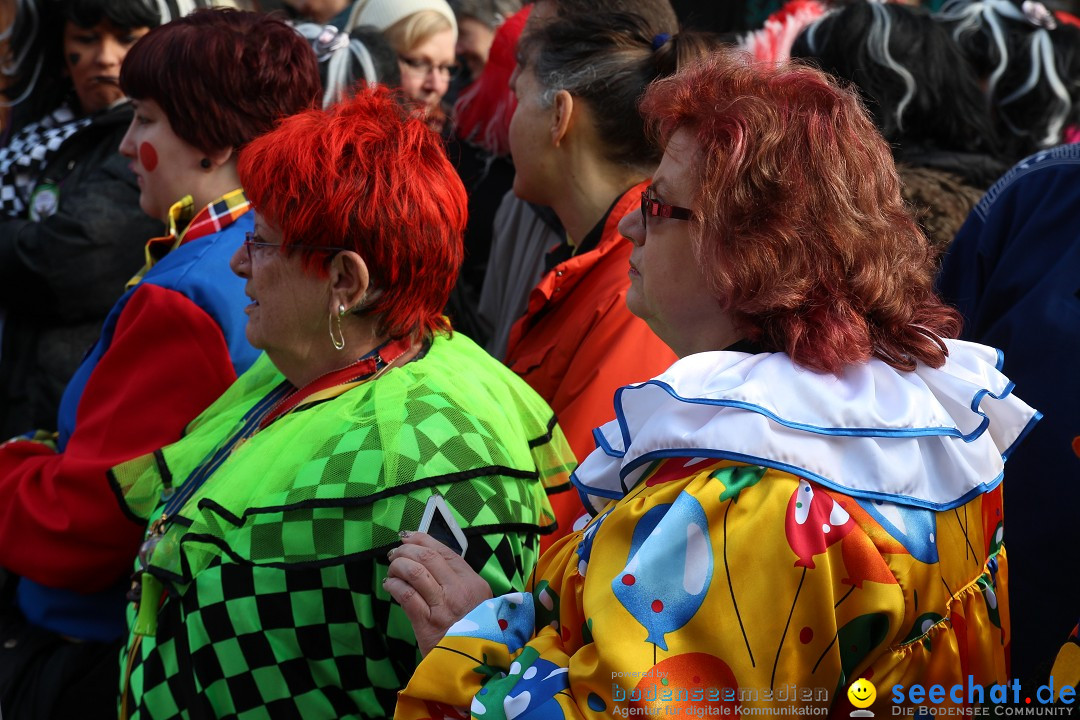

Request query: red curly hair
[
  {"left": 238, "top": 88, "right": 466, "bottom": 342},
  {"left": 640, "top": 53, "right": 960, "bottom": 374}
]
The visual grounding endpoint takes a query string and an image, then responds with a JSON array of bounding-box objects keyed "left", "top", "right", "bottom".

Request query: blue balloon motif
[
  {"left": 856, "top": 498, "right": 939, "bottom": 564},
  {"left": 470, "top": 648, "right": 570, "bottom": 720},
  {"left": 574, "top": 507, "right": 613, "bottom": 578},
  {"left": 612, "top": 494, "right": 714, "bottom": 651},
  {"left": 445, "top": 591, "right": 534, "bottom": 654}
]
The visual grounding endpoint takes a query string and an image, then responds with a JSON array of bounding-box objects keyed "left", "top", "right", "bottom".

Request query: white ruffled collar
[{"left": 571, "top": 339, "right": 1040, "bottom": 514}]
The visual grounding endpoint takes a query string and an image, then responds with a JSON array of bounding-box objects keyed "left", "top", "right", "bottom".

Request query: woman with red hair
[
  {"left": 112, "top": 87, "right": 574, "bottom": 718},
  {"left": 388, "top": 52, "right": 1039, "bottom": 716}
]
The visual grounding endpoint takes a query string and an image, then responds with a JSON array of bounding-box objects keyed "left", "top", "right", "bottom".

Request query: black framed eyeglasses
[
  {"left": 398, "top": 54, "right": 460, "bottom": 80},
  {"left": 640, "top": 189, "right": 692, "bottom": 227},
  {"left": 243, "top": 232, "right": 350, "bottom": 264}
]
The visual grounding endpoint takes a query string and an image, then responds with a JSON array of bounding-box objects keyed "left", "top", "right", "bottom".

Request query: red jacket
[{"left": 506, "top": 182, "right": 677, "bottom": 548}]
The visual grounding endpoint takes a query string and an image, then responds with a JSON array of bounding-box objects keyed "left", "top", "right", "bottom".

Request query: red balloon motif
[
  {"left": 784, "top": 479, "right": 855, "bottom": 568},
  {"left": 630, "top": 653, "right": 740, "bottom": 714}
]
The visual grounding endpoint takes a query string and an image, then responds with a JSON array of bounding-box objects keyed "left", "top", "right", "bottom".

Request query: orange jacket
[{"left": 506, "top": 182, "right": 677, "bottom": 549}]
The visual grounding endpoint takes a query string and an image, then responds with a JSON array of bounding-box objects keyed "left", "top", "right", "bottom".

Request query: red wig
[
  {"left": 120, "top": 9, "right": 321, "bottom": 154},
  {"left": 238, "top": 88, "right": 467, "bottom": 342},
  {"left": 453, "top": 4, "right": 531, "bottom": 156},
  {"left": 640, "top": 52, "right": 961, "bottom": 374}
]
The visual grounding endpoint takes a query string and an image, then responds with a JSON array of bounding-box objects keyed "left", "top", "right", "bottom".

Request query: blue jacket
[
  {"left": 15, "top": 211, "right": 258, "bottom": 642},
  {"left": 937, "top": 144, "right": 1080, "bottom": 682}
]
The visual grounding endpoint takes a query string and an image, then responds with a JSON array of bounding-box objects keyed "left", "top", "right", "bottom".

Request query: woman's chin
[
  {"left": 510, "top": 177, "right": 540, "bottom": 207},
  {"left": 624, "top": 287, "right": 644, "bottom": 318},
  {"left": 243, "top": 323, "right": 266, "bottom": 352}
]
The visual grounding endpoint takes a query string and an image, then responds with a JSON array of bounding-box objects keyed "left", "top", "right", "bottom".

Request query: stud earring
[{"left": 200, "top": 158, "right": 212, "bottom": 170}]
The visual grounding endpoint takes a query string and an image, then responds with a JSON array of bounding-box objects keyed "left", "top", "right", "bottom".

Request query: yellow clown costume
[{"left": 395, "top": 340, "right": 1039, "bottom": 718}]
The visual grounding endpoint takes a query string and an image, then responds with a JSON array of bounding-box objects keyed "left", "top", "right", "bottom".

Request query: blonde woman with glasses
[{"left": 346, "top": 0, "right": 458, "bottom": 129}]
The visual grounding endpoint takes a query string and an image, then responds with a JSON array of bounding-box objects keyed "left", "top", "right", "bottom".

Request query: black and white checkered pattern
[{"left": 0, "top": 104, "right": 91, "bottom": 218}]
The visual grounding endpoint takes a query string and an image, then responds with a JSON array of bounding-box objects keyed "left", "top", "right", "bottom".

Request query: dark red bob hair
[
  {"left": 238, "top": 88, "right": 467, "bottom": 342},
  {"left": 640, "top": 52, "right": 961, "bottom": 374},
  {"left": 120, "top": 9, "right": 321, "bottom": 154}
]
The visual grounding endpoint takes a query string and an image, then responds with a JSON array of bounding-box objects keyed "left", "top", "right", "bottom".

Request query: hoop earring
[{"left": 329, "top": 304, "right": 346, "bottom": 351}]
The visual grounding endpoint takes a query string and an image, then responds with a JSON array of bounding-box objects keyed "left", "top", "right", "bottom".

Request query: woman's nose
[
  {"left": 228, "top": 243, "right": 249, "bottom": 277},
  {"left": 118, "top": 117, "right": 137, "bottom": 159},
  {"left": 97, "top": 35, "right": 125, "bottom": 68},
  {"left": 618, "top": 207, "right": 645, "bottom": 246}
]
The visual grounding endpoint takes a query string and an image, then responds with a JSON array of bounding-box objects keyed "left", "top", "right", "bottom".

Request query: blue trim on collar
[
  {"left": 604, "top": 375, "right": 1025, "bottom": 454},
  {"left": 1003, "top": 409, "right": 1042, "bottom": 461},
  {"left": 592, "top": 425, "right": 624, "bottom": 459}
]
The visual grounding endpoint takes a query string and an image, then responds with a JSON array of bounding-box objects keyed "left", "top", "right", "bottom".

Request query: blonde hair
[{"left": 383, "top": 10, "right": 455, "bottom": 54}]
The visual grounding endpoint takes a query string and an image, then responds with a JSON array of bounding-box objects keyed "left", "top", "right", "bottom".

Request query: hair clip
[{"left": 652, "top": 33, "right": 671, "bottom": 51}]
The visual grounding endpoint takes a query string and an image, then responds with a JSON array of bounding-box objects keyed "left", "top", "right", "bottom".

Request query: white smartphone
[{"left": 416, "top": 493, "right": 468, "bottom": 556}]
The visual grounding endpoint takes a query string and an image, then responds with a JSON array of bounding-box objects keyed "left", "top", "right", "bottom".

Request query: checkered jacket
[{"left": 113, "top": 335, "right": 575, "bottom": 718}]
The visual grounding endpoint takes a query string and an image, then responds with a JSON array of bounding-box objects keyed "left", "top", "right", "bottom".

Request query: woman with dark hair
[
  {"left": 0, "top": 0, "right": 163, "bottom": 440},
  {"left": 445, "top": 3, "right": 536, "bottom": 348},
  {"left": 791, "top": 1, "right": 1009, "bottom": 258},
  {"left": 452, "top": 0, "right": 522, "bottom": 81},
  {"left": 388, "top": 53, "right": 1038, "bottom": 716},
  {"left": 112, "top": 87, "right": 573, "bottom": 719},
  {"left": 529, "top": 0, "right": 678, "bottom": 34},
  {"left": 501, "top": 12, "right": 725, "bottom": 546},
  {"left": 281, "top": 0, "right": 356, "bottom": 28},
  {"left": 1, "top": 0, "right": 157, "bottom": 129},
  {"left": 0, "top": 10, "right": 321, "bottom": 718}
]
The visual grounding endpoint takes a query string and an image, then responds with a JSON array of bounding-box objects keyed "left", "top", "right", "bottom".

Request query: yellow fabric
[
  {"left": 396, "top": 459, "right": 1008, "bottom": 717},
  {"left": 1050, "top": 634, "right": 1080, "bottom": 702}
]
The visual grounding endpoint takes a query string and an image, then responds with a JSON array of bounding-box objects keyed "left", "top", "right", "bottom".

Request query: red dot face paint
[{"left": 139, "top": 142, "right": 159, "bottom": 172}]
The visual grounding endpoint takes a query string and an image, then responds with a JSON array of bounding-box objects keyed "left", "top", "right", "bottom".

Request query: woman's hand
[{"left": 384, "top": 531, "right": 493, "bottom": 656}]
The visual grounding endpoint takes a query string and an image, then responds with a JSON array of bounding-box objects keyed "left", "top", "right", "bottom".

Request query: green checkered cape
[{"left": 112, "top": 331, "right": 574, "bottom": 719}]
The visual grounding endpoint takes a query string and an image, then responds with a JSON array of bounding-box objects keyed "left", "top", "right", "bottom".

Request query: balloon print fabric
[{"left": 396, "top": 459, "right": 1010, "bottom": 718}]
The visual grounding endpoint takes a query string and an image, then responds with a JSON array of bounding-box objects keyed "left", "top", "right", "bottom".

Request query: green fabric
[{"left": 114, "top": 331, "right": 575, "bottom": 719}]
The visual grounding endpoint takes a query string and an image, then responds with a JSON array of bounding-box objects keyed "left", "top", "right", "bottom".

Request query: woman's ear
[
  {"left": 328, "top": 250, "right": 371, "bottom": 313},
  {"left": 551, "top": 89, "right": 575, "bottom": 147}
]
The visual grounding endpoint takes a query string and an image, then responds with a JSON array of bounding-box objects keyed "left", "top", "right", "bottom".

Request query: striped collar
[{"left": 127, "top": 189, "right": 250, "bottom": 289}]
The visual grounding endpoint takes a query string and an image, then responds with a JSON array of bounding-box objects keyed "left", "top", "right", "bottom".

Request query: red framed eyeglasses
[{"left": 640, "top": 188, "right": 692, "bottom": 226}]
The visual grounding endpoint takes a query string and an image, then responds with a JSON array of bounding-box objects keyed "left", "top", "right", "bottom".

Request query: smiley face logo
[{"left": 847, "top": 678, "right": 877, "bottom": 708}]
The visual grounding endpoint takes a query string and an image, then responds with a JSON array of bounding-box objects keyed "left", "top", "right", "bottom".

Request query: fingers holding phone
[{"left": 383, "top": 495, "right": 493, "bottom": 656}]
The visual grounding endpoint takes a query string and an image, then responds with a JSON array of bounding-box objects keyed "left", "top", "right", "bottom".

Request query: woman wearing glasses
[
  {"left": 389, "top": 53, "right": 1038, "bottom": 716},
  {"left": 112, "top": 87, "right": 573, "bottom": 718},
  {"left": 345, "top": 0, "right": 458, "bottom": 129},
  {"left": 0, "top": 10, "right": 319, "bottom": 717}
]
